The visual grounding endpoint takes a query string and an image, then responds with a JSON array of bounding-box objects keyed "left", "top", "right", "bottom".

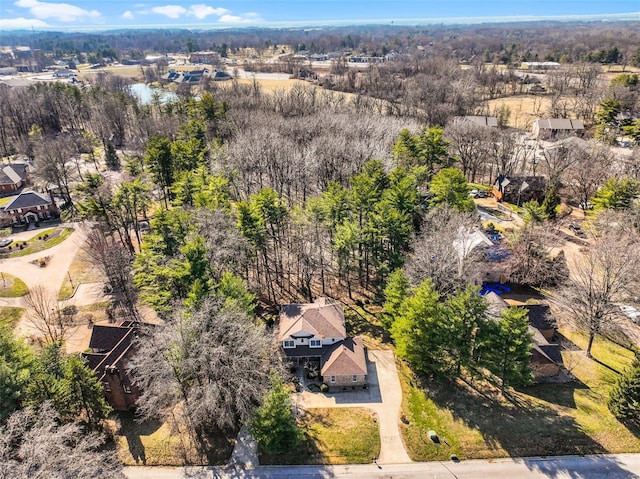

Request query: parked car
[
  {"left": 470, "top": 189, "right": 486, "bottom": 198},
  {"left": 0, "top": 238, "right": 13, "bottom": 248},
  {"left": 619, "top": 305, "right": 640, "bottom": 324}
]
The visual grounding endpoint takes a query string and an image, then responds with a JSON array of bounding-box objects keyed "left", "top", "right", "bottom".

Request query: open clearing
[
  {"left": 260, "top": 408, "right": 380, "bottom": 465},
  {"left": 400, "top": 329, "right": 639, "bottom": 461},
  {"left": 484, "top": 95, "right": 552, "bottom": 129}
]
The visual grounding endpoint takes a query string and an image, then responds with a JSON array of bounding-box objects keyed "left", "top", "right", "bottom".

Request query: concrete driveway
[{"left": 295, "top": 349, "right": 411, "bottom": 464}]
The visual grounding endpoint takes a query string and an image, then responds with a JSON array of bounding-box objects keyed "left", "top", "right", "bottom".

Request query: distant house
[
  {"left": 522, "top": 61, "right": 561, "bottom": 70},
  {"left": 52, "top": 70, "right": 75, "bottom": 78},
  {"left": 163, "top": 68, "right": 210, "bottom": 83},
  {"left": 0, "top": 190, "right": 59, "bottom": 227},
  {"left": 493, "top": 175, "right": 546, "bottom": 204},
  {"left": 0, "top": 163, "right": 28, "bottom": 195},
  {"left": 310, "top": 53, "right": 329, "bottom": 61},
  {"left": 532, "top": 118, "right": 584, "bottom": 139},
  {"left": 484, "top": 293, "right": 564, "bottom": 381},
  {"left": 279, "top": 297, "right": 367, "bottom": 390},
  {"left": 189, "top": 51, "right": 220, "bottom": 64},
  {"left": 83, "top": 322, "right": 142, "bottom": 411},
  {"left": 212, "top": 69, "right": 233, "bottom": 81},
  {"left": 453, "top": 116, "right": 499, "bottom": 128}
]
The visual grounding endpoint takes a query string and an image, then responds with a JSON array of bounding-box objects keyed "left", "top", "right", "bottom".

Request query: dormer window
[
  {"left": 283, "top": 340, "right": 295, "bottom": 348},
  {"left": 310, "top": 339, "right": 322, "bottom": 348}
]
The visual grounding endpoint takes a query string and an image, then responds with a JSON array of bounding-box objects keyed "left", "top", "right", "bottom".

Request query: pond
[{"left": 128, "top": 83, "right": 178, "bottom": 105}]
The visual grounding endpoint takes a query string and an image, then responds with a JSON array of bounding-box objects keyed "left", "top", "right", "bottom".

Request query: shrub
[
  {"left": 320, "top": 383, "right": 329, "bottom": 392},
  {"left": 608, "top": 355, "right": 640, "bottom": 428}
]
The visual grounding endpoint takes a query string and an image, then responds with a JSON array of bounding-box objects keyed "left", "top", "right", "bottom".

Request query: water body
[{"left": 128, "top": 83, "right": 178, "bottom": 105}]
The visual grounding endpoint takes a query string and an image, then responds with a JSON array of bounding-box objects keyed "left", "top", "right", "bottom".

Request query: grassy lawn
[
  {"left": 0, "top": 227, "right": 74, "bottom": 258},
  {"left": 58, "top": 248, "right": 106, "bottom": 300},
  {"left": 0, "top": 273, "right": 28, "bottom": 297},
  {"left": 0, "top": 306, "right": 24, "bottom": 328},
  {"left": 114, "top": 412, "right": 234, "bottom": 466},
  {"left": 261, "top": 408, "right": 380, "bottom": 465},
  {"left": 400, "top": 330, "right": 640, "bottom": 461}
]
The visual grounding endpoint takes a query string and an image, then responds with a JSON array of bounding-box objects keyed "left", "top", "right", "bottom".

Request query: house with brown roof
[
  {"left": 83, "top": 322, "right": 142, "bottom": 411},
  {"left": 279, "top": 298, "right": 368, "bottom": 390},
  {"left": 0, "top": 190, "right": 59, "bottom": 227},
  {"left": 0, "top": 163, "right": 28, "bottom": 195},
  {"left": 321, "top": 337, "right": 367, "bottom": 389}
]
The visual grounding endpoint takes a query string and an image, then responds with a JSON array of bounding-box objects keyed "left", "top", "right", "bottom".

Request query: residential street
[{"left": 124, "top": 453, "right": 640, "bottom": 479}]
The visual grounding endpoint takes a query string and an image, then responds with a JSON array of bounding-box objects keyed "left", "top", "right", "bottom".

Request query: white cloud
[
  {"left": 122, "top": 10, "right": 134, "bottom": 19},
  {"left": 219, "top": 12, "right": 261, "bottom": 24},
  {"left": 151, "top": 4, "right": 248, "bottom": 21},
  {"left": 15, "top": 0, "right": 100, "bottom": 22},
  {"left": 189, "top": 4, "right": 229, "bottom": 19},
  {"left": 0, "top": 16, "right": 49, "bottom": 28},
  {"left": 151, "top": 5, "right": 187, "bottom": 18}
]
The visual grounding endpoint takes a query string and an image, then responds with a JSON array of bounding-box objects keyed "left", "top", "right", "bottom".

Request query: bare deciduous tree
[
  {"left": 0, "top": 402, "right": 125, "bottom": 479},
  {"left": 24, "top": 286, "right": 70, "bottom": 344},
  {"left": 84, "top": 228, "right": 139, "bottom": 320},
  {"left": 133, "top": 299, "right": 280, "bottom": 440},
  {"left": 550, "top": 225, "right": 640, "bottom": 357},
  {"left": 405, "top": 206, "right": 486, "bottom": 295}
]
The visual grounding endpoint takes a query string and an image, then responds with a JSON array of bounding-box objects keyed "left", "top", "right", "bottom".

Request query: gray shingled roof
[
  {"left": 534, "top": 118, "right": 584, "bottom": 130},
  {"left": 3, "top": 191, "right": 51, "bottom": 211},
  {"left": 0, "top": 164, "right": 27, "bottom": 186}
]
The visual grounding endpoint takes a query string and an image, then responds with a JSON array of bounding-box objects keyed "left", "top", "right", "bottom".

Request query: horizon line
[{"left": 1, "top": 11, "right": 639, "bottom": 33}]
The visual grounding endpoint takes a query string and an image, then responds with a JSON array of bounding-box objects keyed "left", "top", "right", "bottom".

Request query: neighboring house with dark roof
[
  {"left": 163, "top": 68, "right": 210, "bottom": 83},
  {"left": 0, "top": 163, "right": 28, "bottom": 195},
  {"left": 523, "top": 304, "right": 557, "bottom": 342},
  {"left": 484, "top": 293, "right": 564, "bottom": 381},
  {"left": 0, "top": 190, "right": 59, "bottom": 227},
  {"left": 493, "top": 175, "right": 546, "bottom": 204},
  {"left": 532, "top": 118, "right": 584, "bottom": 139},
  {"left": 279, "top": 298, "right": 368, "bottom": 390},
  {"left": 83, "top": 322, "right": 142, "bottom": 411}
]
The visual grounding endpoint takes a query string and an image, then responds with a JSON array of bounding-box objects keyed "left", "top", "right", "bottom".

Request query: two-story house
[
  {"left": 83, "top": 322, "right": 142, "bottom": 411},
  {"left": 0, "top": 190, "right": 59, "bottom": 227},
  {"left": 279, "top": 297, "right": 367, "bottom": 390}
]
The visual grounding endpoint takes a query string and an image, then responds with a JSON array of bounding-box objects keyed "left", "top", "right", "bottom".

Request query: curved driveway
[{"left": 295, "top": 349, "right": 411, "bottom": 464}]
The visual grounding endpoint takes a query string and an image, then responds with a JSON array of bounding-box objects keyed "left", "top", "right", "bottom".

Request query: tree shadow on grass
[
  {"left": 343, "top": 305, "right": 388, "bottom": 342},
  {"left": 260, "top": 409, "right": 334, "bottom": 466},
  {"left": 415, "top": 377, "right": 639, "bottom": 478},
  {"left": 518, "top": 378, "right": 590, "bottom": 410},
  {"left": 117, "top": 411, "right": 162, "bottom": 465},
  {"left": 197, "top": 428, "right": 236, "bottom": 466}
]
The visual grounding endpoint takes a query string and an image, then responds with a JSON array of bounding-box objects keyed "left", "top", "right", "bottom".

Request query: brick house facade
[
  {"left": 0, "top": 191, "right": 59, "bottom": 227},
  {"left": 0, "top": 164, "right": 29, "bottom": 195}
]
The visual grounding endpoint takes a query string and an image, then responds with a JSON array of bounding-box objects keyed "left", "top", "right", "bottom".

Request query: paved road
[
  {"left": 123, "top": 454, "right": 640, "bottom": 479},
  {"left": 295, "top": 350, "right": 411, "bottom": 464}
]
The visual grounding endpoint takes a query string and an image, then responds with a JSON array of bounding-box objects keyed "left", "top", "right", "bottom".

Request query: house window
[
  {"left": 352, "top": 375, "right": 358, "bottom": 382},
  {"left": 283, "top": 340, "right": 295, "bottom": 348},
  {"left": 103, "top": 381, "right": 111, "bottom": 392},
  {"left": 310, "top": 339, "right": 322, "bottom": 348},
  {"left": 123, "top": 384, "right": 132, "bottom": 394},
  {"left": 330, "top": 376, "right": 336, "bottom": 383},
  {"left": 17, "top": 209, "right": 22, "bottom": 213}
]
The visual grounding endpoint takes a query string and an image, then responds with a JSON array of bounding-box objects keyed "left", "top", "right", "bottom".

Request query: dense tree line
[{"left": 3, "top": 22, "right": 640, "bottom": 67}]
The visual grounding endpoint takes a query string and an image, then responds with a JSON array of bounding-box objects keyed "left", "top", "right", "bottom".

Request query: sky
[{"left": 0, "top": 0, "right": 639, "bottom": 30}]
